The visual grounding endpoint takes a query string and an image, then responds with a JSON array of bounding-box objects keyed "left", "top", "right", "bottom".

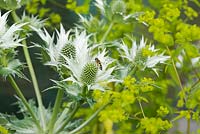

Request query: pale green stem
[
  {"left": 138, "top": 100, "right": 146, "bottom": 118},
  {"left": 48, "top": 89, "right": 64, "bottom": 134},
  {"left": 166, "top": 46, "right": 185, "bottom": 101},
  {"left": 8, "top": 75, "right": 42, "bottom": 131},
  {"left": 56, "top": 102, "right": 80, "bottom": 133},
  {"left": 11, "top": 10, "right": 46, "bottom": 130},
  {"left": 100, "top": 22, "right": 114, "bottom": 44},
  {"left": 166, "top": 46, "right": 184, "bottom": 91},
  {"left": 68, "top": 104, "right": 108, "bottom": 134},
  {"left": 11, "top": 10, "right": 20, "bottom": 22},
  {"left": 22, "top": 40, "right": 46, "bottom": 129}
]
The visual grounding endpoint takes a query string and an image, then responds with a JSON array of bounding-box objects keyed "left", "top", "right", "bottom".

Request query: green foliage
[
  {"left": 0, "top": 49, "right": 25, "bottom": 79},
  {"left": 0, "top": 0, "right": 200, "bottom": 134}
]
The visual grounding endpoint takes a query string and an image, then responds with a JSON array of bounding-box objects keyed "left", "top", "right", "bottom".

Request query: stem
[
  {"left": 11, "top": 11, "right": 20, "bottom": 22},
  {"left": 11, "top": 10, "right": 46, "bottom": 130},
  {"left": 22, "top": 40, "right": 46, "bottom": 129},
  {"left": 166, "top": 46, "right": 184, "bottom": 91},
  {"left": 187, "top": 118, "right": 190, "bottom": 134},
  {"left": 8, "top": 75, "right": 42, "bottom": 131},
  {"left": 56, "top": 102, "right": 80, "bottom": 133},
  {"left": 68, "top": 104, "right": 108, "bottom": 134},
  {"left": 129, "top": 65, "right": 137, "bottom": 76},
  {"left": 48, "top": 89, "right": 64, "bottom": 134},
  {"left": 100, "top": 22, "right": 114, "bottom": 44},
  {"left": 138, "top": 100, "right": 146, "bottom": 118}
]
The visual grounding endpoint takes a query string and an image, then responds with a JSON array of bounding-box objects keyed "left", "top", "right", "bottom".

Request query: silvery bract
[
  {"left": 94, "top": 0, "right": 143, "bottom": 22},
  {"left": 21, "top": 12, "right": 46, "bottom": 30},
  {"left": 120, "top": 37, "right": 170, "bottom": 75},
  {"left": 0, "top": 11, "right": 26, "bottom": 49},
  {"left": 33, "top": 24, "right": 71, "bottom": 67}
]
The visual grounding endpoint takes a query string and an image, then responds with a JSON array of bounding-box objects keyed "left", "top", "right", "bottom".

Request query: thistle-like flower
[
  {"left": 34, "top": 25, "right": 116, "bottom": 90},
  {"left": 1, "top": 0, "right": 29, "bottom": 10},
  {"left": 94, "top": 0, "right": 143, "bottom": 22},
  {"left": 0, "top": 11, "right": 27, "bottom": 79},
  {"left": 33, "top": 24, "right": 71, "bottom": 67},
  {"left": 0, "top": 11, "right": 26, "bottom": 49},
  {"left": 63, "top": 29, "right": 116, "bottom": 90},
  {"left": 120, "top": 37, "right": 170, "bottom": 74},
  {"left": 78, "top": 14, "right": 104, "bottom": 33},
  {"left": 20, "top": 12, "right": 46, "bottom": 31}
]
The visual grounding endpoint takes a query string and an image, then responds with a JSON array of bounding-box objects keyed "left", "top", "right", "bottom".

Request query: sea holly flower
[
  {"left": 78, "top": 14, "right": 105, "bottom": 33},
  {"left": 34, "top": 25, "right": 117, "bottom": 90},
  {"left": 32, "top": 24, "right": 72, "bottom": 67},
  {"left": 0, "top": 11, "right": 26, "bottom": 49},
  {"left": 19, "top": 12, "right": 46, "bottom": 32},
  {"left": 0, "top": 11, "right": 26, "bottom": 79},
  {"left": 94, "top": 0, "right": 143, "bottom": 23},
  {"left": 120, "top": 37, "right": 170, "bottom": 75},
  {"left": 63, "top": 30, "right": 117, "bottom": 90},
  {"left": 176, "top": 50, "right": 200, "bottom": 68},
  {"left": 0, "top": 0, "right": 30, "bottom": 10}
]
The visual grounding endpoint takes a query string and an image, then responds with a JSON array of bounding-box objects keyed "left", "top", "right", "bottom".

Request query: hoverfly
[{"left": 95, "top": 58, "right": 102, "bottom": 70}]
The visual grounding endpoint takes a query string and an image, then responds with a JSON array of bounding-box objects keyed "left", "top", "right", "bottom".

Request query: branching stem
[
  {"left": 11, "top": 10, "right": 46, "bottom": 130},
  {"left": 8, "top": 75, "right": 42, "bottom": 131}
]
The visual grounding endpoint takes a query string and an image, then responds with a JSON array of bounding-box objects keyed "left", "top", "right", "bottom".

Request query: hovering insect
[{"left": 95, "top": 58, "right": 102, "bottom": 70}]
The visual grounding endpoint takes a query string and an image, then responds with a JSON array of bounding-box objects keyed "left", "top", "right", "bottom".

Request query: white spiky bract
[
  {"left": 34, "top": 25, "right": 117, "bottom": 90},
  {"left": 0, "top": 11, "right": 26, "bottom": 49},
  {"left": 33, "top": 24, "right": 71, "bottom": 67},
  {"left": 120, "top": 37, "right": 170, "bottom": 75},
  {"left": 21, "top": 12, "right": 45, "bottom": 29},
  {"left": 94, "top": 0, "right": 105, "bottom": 14}
]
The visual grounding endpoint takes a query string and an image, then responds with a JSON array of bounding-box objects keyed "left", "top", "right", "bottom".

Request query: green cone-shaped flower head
[
  {"left": 111, "top": 0, "right": 126, "bottom": 14},
  {"left": 81, "top": 63, "right": 98, "bottom": 85},
  {"left": 61, "top": 44, "right": 76, "bottom": 59},
  {"left": 134, "top": 49, "right": 147, "bottom": 69}
]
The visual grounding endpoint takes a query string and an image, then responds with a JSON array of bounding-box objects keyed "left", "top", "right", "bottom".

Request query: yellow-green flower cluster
[
  {"left": 156, "top": 106, "right": 169, "bottom": 117},
  {"left": 140, "top": 117, "right": 172, "bottom": 134},
  {"left": 124, "top": 76, "right": 155, "bottom": 94},
  {"left": 139, "top": 2, "right": 200, "bottom": 47},
  {"left": 175, "top": 23, "right": 200, "bottom": 47},
  {"left": 93, "top": 88, "right": 135, "bottom": 123},
  {"left": 183, "top": 5, "right": 198, "bottom": 20}
]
